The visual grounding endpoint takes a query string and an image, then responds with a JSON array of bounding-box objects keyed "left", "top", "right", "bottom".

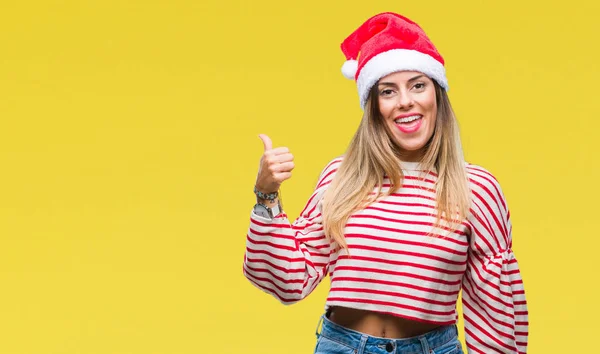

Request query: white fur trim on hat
[{"left": 356, "top": 49, "right": 448, "bottom": 109}]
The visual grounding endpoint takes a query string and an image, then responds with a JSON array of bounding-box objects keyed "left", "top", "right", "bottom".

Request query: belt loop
[
  {"left": 357, "top": 334, "right": 368, "bottom": 354},
  {"left": 418, "top": 335, "right": 430, "bottom": 353},
  {"left": 315, "top": 314, "right": 324, "bottom": 338}
]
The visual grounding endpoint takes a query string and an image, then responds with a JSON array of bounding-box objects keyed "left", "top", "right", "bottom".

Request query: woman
[{"left": 244, "top": 12, "right": 528, "bottom": 354}]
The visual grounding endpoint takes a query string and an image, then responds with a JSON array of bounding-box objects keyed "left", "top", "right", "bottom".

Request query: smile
[
  {"left": 394, "top": 114, "right": 422, "bottom": 124},
  {"left": 394, "top": 114, "right": 423, "bottom": 133}
]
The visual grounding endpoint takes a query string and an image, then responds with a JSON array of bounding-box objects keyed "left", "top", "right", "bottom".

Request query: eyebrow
[{"left": 378, "top": 75, "right": 425, "bottom": 87}]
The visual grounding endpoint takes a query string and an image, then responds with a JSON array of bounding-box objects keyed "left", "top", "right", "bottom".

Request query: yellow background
[{"left": 0, "top": 1, "right": 598, "bottom": 353}]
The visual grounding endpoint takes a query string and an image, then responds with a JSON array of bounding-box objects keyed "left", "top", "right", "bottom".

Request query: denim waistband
[{"left": 316, "top": 314, "right": 458, "bottom": 353}]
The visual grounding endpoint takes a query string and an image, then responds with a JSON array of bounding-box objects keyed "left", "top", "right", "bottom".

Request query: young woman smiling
[{"left": 244, "top": 12, "right": 528, "bottom": 354}]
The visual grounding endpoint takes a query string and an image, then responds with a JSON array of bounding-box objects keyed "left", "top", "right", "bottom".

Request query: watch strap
[
  {"left": 253, "top": 201, "right": 282, "bottom": 219},
  {"left": 269, "top": 202, "right": 281, "bottom": 218}
]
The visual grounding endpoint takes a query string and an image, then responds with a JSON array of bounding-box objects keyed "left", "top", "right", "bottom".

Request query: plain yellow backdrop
[{"left": 0, "top": 1, "right": 598, "bottom": 353}]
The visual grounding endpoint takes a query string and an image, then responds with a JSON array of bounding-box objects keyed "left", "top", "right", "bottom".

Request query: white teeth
[{"left": 395, "top": 115, "right": 421, "bottom": 124}]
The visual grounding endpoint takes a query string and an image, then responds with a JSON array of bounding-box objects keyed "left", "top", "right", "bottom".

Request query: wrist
[
  {"left": 257, "top": 196, "right": 279, "bottom": 208},
  {"left": 254, "top": 185, "right": 279, "bottom": 201}
]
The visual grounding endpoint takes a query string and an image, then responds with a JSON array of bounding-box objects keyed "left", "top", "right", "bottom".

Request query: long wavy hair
[{"left": 321, "top": 81, "right": 471, "bottom": 251}]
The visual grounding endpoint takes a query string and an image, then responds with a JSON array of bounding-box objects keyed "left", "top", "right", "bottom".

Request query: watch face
[{"left": 253, "top": 204, "right": 271, "bottom": 218}]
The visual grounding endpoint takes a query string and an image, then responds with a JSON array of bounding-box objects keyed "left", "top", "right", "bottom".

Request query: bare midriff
[{"left": 328, "top": 306, "right": 442, "bottom": 339}]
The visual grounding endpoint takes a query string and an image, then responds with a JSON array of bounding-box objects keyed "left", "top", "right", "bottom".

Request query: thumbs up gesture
[{"left": 255, "top": 134, "right": 295, "bottom": 194}]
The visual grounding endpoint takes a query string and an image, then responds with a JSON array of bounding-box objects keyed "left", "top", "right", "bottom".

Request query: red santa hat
[{"left": 341, "top": 12, "right": 448, "bottom": 109}]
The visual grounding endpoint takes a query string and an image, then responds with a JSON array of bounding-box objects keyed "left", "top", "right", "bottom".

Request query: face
[{"left": 376, "top": 71, "right": 437, "bottom": 162}]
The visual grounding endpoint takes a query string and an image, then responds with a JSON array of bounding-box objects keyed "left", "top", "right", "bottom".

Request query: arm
[
  {"left": 242, "top": 134, "right": 341, "bottom": 304},
  {"left": 462, "top": 166, "right": 529, "bottom": 353},
  {"left": 243, "top": 158, "right": 341, "bottom": 304}
]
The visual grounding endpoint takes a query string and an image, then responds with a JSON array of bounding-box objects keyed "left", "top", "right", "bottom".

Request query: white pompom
[{"left": 341, "top": 59, "right": 358, "bottom": 80}]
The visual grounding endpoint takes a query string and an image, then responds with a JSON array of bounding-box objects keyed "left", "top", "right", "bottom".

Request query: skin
[
  {"left": 327, "top": 306, "right": 441, "bottom": 339},
  {"left": 255, "top": 71, "right": 441, "bottom": 338},
  {"left": 377, "top": 71, "right": 437, "bottom": 162},
  {"left": 255, "top": 134, "right": 292, "bottom": 208}
]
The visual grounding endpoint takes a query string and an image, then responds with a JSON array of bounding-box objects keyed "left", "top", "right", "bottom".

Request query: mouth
[
  {"left": 393, "top": 114, "right": 423, "bottom": 134},
  {"left": 394, "top": 114, "right": 422, "bottom": 124}
]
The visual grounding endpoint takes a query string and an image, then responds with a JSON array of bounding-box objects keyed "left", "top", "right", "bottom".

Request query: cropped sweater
[{"left": 243, "top": 157, "right": 528, "bottom": 353}]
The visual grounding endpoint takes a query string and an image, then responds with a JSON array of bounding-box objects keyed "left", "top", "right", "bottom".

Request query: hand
[{"left": 255, "top": 134, "right": 295, "bottom": 194}]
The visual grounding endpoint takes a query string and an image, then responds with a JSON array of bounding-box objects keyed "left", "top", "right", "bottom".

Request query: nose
[{"left": 396, "top": 91, "right": 414, "bottom": 109}]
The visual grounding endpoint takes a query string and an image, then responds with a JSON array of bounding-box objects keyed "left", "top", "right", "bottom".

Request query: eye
[
  {"left": 413, "top": 82, "right": 426, "bottom": 90},
  {"left": 379, "top": 89, "right": 395, "bottom": 96}
]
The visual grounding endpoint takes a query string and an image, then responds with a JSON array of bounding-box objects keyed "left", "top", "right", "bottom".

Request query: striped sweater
[{"left": 243, "top": 157, "right": 528, "bottom": 353}]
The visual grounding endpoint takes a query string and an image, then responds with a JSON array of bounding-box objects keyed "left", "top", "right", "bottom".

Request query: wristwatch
[{"left": 253, "top": 201, "right": 282, "bottom": 220}]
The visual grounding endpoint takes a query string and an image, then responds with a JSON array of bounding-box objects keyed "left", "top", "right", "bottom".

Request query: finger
[
  {"left": 271, "top": 153, "right": 294, "bottom": 164},
  {"left": 273, "top": 172, "right": 292, "bottom": 183},
  {"left": 258, "top": 134, "right": 273, "bottom": 152},
  {"left": 263, "top": 152, "right": 292, "bottom": 166},
  {"left": 269, "top": 147, "right": 290, "bottom": 156},
  {"left": 270, "top": 161, "right": 295, "bottom": 173}
]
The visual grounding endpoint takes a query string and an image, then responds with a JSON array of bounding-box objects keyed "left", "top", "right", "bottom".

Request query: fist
[{"left": 255, "top": 134, "right": 295, "bottom": 193}]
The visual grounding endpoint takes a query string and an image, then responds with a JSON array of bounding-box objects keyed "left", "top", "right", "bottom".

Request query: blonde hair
[{"left": 322, "top": 82, "right": 471, "bottom": 250}]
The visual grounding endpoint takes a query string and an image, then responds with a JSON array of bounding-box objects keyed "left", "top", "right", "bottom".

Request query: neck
[{"left": 397, "top": 148, "right": 425, "bottom": 163}]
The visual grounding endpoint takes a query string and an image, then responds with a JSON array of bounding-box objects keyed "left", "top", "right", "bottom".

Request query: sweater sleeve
[
  {"left": 462, "top": 167, "right": 529, "bottom": 353},
  {"left": 242, "top": 158, "right": 341, "bottom": 304}
]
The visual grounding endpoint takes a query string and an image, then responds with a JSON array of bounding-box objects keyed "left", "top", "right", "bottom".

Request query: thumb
[{"left": 258, "top": 134, "right": 273, "bottom": 152}]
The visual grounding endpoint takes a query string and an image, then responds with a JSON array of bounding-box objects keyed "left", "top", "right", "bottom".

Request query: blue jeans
[{"left": 314, "top": 314, "right": 464, "bottom": 354}]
